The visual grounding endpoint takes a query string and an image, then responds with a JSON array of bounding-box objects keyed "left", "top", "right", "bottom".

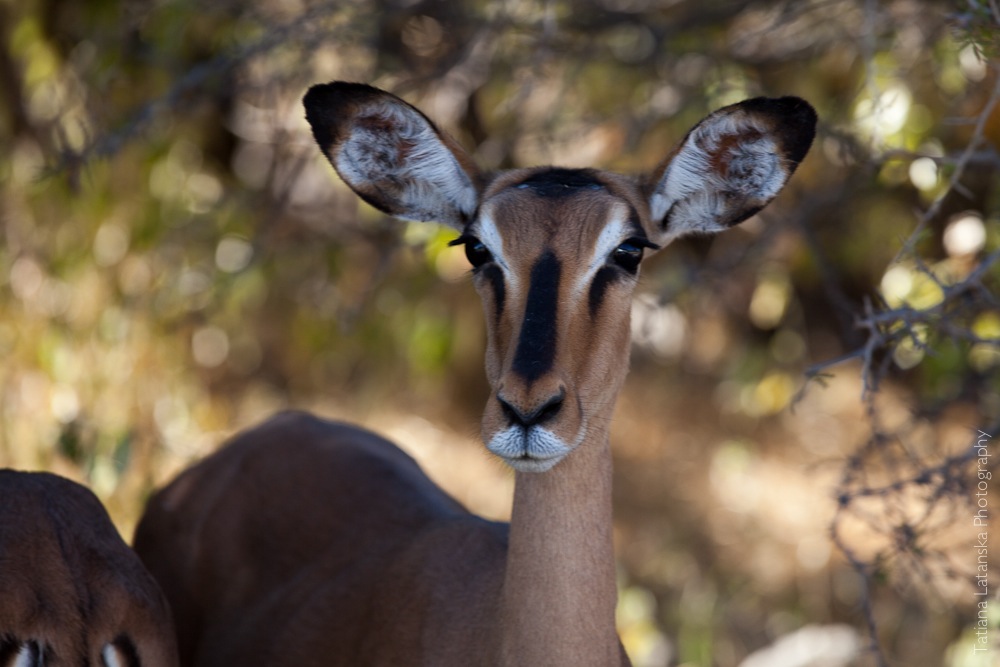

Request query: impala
[
  {"left": 0, "top": 470, "right": 178, "bottom": 667},
  {"left": 134, "top": 82, "right": 815, "bottom": 666}
]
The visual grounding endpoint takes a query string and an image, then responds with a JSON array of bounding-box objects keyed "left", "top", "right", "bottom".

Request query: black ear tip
[
  {"left": 304, "top": 81, "right": 382, "bottom": 106},
  {"left": 303, "top": 83, "right": 344, "bottom": 154},
  {"left": 772, "top": 97, "right": 817, "bottom": 165},
  {"left": 740, "top": 96, "right": 817, "bottom": 167},
  {"left": 303, "top": 81, "right": 367, "bottom": 122},
  {"left": 771, "top": 96, "right": 817, "bottom": 121},
  {"left": 303, "top": 82, "right": 420, "bottom": 159},
  {"left": 302, "top": 83, "right": 331, "bottom": 114},
  {"left": 303, "top": 82, "right": 379, "bottom": 157}
]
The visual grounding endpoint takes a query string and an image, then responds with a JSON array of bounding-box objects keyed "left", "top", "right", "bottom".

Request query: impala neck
[{"left": 498, "top": 423, "right": 623, "bottom": 666}]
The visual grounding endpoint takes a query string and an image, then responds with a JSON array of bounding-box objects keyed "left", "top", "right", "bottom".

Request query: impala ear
[
  {"left": 646, "top": 96, "right": 816, "bottom": 245},
  {"left": 303, "top": 82, "right": 481, "bottom": 230}
]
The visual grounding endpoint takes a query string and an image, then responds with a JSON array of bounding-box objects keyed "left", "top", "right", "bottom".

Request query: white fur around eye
[
  {"left": 102, "top": 644, "right": 124, "bottom": 667},
  {"left": 473, "top": 211, "right": 511, "bottom": 272},
  {"left": 13, "top": 643, "right": 37, "bottom": 667},
  {"left": 568, "top": 206, "right": 631, "bottom": 303}
]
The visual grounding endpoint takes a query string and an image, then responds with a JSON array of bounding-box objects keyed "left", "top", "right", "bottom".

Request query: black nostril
[
  {"left": 534, "top": 393, "right": 564, "bottom": 425},
  {"left": 498, "top": 397, "right": 521, "bottom": 426},
  {"left": 498, "top": 390, "right": 565, "bottom": 428}
]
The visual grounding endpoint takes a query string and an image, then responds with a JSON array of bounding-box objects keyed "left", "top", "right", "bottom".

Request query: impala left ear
[
  {"left": 645, "top": 96, "right": 816, "bottom": 245},
  {"left": 303, "top": 82, "right": 481, "bottom": 230}
]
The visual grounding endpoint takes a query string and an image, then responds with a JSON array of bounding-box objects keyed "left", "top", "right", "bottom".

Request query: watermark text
[{"left": 973, "top": 429, "right": 991, "bottom": 656}]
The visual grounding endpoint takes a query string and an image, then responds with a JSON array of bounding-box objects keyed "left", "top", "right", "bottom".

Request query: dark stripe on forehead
[
  {"left": 512, "top": 168, "right": 605, "bottom": 198},
  {"left": 511, "top": 251, "right": 561, "bottom": 383},
  {"left": 480, "top": 265, "right": 505, "bottom": 325}
]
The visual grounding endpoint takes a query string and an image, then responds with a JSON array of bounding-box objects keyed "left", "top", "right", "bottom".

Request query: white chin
[
  {"left": 487, "top": 426, "right": 572, "bottom": 473},
  {"left": 505, "top": 454, "right": 565, "bottom": 473}
]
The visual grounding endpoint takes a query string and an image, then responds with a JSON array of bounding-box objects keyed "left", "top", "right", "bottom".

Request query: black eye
[
  {"left": 463, "top": 238, "right": 493, "bottom": 269},
  {"left": 611, "top": 241, "right": 643, "bottom": 273}
]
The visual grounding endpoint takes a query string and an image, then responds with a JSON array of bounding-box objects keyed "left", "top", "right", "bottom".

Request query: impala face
[
  {"left": 455, "top": 169, "right": 658, "bottom": 471},
  {"left": 303, "top": 82, "right": 816, "bottom": 473}
]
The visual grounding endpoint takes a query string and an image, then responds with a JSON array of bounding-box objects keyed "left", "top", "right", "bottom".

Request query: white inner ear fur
[
  {"left": 335, "top": 100, "right": 477, "bottom": 226},
  {"left": 650, "top": 110, "right": 785, "bottom": 242}
]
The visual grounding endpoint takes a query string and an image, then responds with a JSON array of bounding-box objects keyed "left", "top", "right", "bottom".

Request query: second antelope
[
  {"left": 134, "top": 82, "right": 816, "bottom": 666},
  {"left": 0, "top": 470, "right": 178, "bottom": 667}
]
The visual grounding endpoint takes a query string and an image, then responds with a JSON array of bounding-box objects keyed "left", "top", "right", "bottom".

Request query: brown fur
[
  {"left": 135, "top": 413, "right": 510, "bottom": 666},
  {"left": 473, "top": 170, "right": 645, "bottom": 452},
  {"left": 0, "top": 470, "right": 178, "bottom": 667}
]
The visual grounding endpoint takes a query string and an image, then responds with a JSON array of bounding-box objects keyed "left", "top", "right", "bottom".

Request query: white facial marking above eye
[
  {"left": 568, "top": 204, "right": 633, "bottom": 303},
  {"left": 102, "top": 644, "right": 124, "bottom": 667},
  {"left": 473, "top": 211, "right": 509, "bottom": 269},
  {"left": 13, "top": 644, "right": 37, "bottom": 667},
  {"left": 469, "top": 209, "right": 522, "bottom": 291}
]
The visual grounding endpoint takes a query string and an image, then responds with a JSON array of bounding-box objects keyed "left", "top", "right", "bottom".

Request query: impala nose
[{"left": 497, "top": 390, "right": 565, "bottom": 428}]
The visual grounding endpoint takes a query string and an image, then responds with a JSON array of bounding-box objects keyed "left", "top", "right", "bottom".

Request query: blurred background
[{"left": 0, "top": 0, "right": 998, "bottom": 665}]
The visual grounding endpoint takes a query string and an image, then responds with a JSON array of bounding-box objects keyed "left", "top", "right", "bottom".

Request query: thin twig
[
  {"left": 895, "top": 71, "right": 1000, "bottom": 261},
  {"left": 47, "top": 2, "right": 354, "bottom": 176}
]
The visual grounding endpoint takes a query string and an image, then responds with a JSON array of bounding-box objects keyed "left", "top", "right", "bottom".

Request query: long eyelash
[
  {"left": 626, "top": 237, "right": 661, "bottom": 251},
  {"left": 448, "top": 235, "right": 476, "bottom": 247}
]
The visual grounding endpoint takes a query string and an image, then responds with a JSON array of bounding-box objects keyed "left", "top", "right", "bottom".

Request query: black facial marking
[
  {"left": 511, "top": 251, "right": 561, "bottom": 383},
  {"left": 481, "top": 264, "right": 506, "bottom": 325},
  {"left": 513, "top": 168, "right": 605, "bottom": 198},
  {"left": 589, "top": 266, "right": 619, "bottom": 319},
  {"left": 727, "top": 203, "right": 764, "bottom": 227},
  {"left": 660, "top": 201, "right": 677, "bottom": 233}
]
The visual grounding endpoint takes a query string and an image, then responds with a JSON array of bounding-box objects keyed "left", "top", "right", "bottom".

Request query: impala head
[{"left": 304, "top": 82, "right": 815, "bottom": 473}]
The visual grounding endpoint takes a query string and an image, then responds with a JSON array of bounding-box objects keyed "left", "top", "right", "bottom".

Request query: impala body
[{"left": 134, "top": 82, "right": 816, "bottom": 666}]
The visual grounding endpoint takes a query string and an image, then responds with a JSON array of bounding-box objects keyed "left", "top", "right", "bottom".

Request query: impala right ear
[
  {"left": 303, "top": 82, "right": 481, "bottom": 230},
  {"left": 645, "top": 96, "right": 816, "bottom": 245}
]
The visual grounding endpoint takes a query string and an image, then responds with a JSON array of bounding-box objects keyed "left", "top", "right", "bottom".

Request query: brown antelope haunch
[{"left": 0, "top": 470, "right": 178, "bottom": 667}]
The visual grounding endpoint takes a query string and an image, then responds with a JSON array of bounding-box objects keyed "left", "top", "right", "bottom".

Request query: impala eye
[
  {"left": 450, "top": 236, "right": 494, "bottom": 269},
  {"left": 611, "top": 241, "right": 644, "bottom": 273}
]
